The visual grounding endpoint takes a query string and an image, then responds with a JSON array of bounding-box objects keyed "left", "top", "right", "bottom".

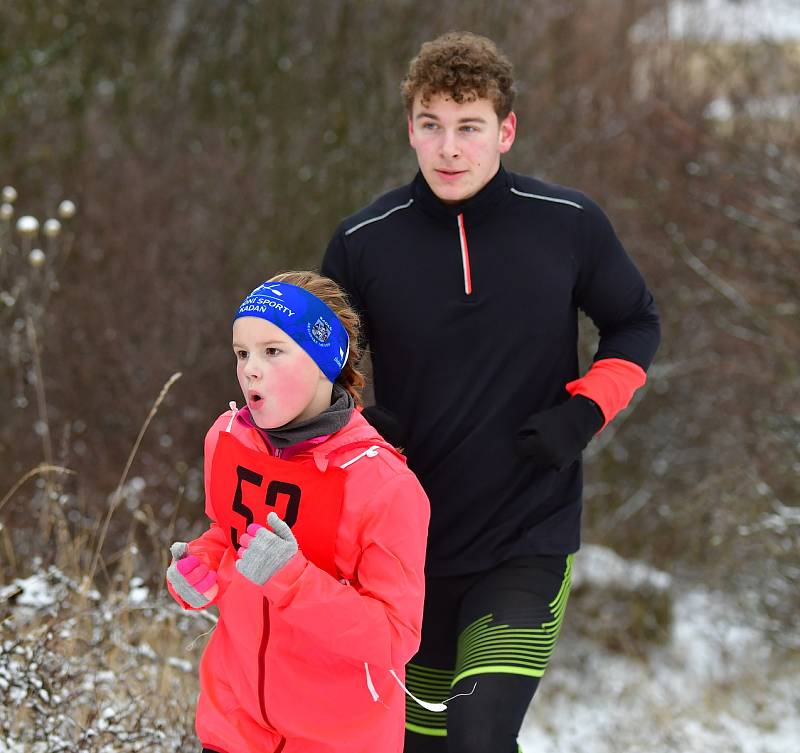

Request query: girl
[{"left": 166, "top": 271, "right": 430, "bottom": 753}]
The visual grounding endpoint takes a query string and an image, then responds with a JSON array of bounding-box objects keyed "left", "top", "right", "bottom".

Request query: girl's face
[{"left": 232, "top": 317, "right": 333, "bottom": 429}]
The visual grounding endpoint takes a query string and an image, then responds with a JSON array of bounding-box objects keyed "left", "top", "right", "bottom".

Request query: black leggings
[{"left": 404, "top": 554, "right": 573, "bottom": 753}]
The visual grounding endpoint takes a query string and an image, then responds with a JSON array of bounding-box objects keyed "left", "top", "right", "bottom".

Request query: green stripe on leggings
[
  {"left": 452, "top": 554, "right": 572, "bottom": 687},
  {"left": 404, "top": 662, "right": 452, "bottom": 736}
]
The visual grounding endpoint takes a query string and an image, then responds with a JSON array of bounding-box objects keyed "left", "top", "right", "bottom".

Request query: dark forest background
[{"left": 1, "top": 0, "right": 798, "bottom": 646}]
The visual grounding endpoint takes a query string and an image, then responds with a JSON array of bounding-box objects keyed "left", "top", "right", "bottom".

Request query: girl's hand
[
  {"left": 235, "top": 513, "right": 298, "bottom": 586},
  {"left": 167, "top": 542, "right": 219, "bottom": 607}
]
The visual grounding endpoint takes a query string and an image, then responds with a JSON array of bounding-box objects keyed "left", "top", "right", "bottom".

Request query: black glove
[
  {"left": 515, "top": 396, "right": 604, "bottom": 471},
  {"left": 361, "top": 404, "right": 406, "bottom": 447}
]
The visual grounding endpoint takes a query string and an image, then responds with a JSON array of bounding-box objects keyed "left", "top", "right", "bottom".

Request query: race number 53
[{"left": 230, "top": 464, "right": 301, "bottom": 547}]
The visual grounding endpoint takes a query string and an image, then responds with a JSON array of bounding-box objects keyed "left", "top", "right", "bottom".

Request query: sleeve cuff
[{"left": 565, "top": 358, "right": 647, "bottom": 430}]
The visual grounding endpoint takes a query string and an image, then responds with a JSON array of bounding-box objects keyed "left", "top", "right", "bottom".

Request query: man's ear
[
  {"left": 498, "top": 111, "right": 517, "bottom": 154},
  {"left": 407, "top": 115, "right": 416, "bottom": 148}
]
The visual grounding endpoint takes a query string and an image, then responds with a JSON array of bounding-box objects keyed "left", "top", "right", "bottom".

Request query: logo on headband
[
  {"left": 238, "top": 284, "right": 298, "bottom": 318},
  {"left": 309, "top": 317, "right": 332, "bottom": 346}
]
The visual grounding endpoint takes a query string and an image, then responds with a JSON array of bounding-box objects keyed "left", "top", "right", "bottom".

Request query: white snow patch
[
  {"left": 1, "top": 574, "right": 57, "bottom": 607},
  {"left": 127, "top": 576, "right": 149, "bottom": 605},
  {"left": 0, "top": 740, "right": 28, "bottom": 753},
  {"left": 519, "top": 586, "right": 799, "bottom": 753},
  {"left": 166, "top": 656, "right": 193, "bottom": 673},
  {"left": 572, "top": 543, "right": 672, "bottom": 591}
]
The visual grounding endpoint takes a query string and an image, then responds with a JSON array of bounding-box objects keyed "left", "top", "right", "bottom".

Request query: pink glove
[{"left": 167, "top": 542, "right": 219, "bottom": 607}]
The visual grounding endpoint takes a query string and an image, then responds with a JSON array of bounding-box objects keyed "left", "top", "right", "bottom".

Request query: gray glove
[
  {"left": 235, "top": 512, "right": 298, "bottom": 586},
  {"left": 166, "top": 541, "right": 218, "bottom": 608}
]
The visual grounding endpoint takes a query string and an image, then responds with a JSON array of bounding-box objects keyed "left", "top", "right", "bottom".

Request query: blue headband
[{"left": 233, "top": 281, "right": 349, "bottom": 383}]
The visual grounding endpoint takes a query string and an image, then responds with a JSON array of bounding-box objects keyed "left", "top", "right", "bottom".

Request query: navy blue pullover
[{"left": 323, "top": 166, "right": 660, "bottom": 577}]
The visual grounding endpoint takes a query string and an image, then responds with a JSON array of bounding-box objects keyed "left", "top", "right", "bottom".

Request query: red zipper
[
  {"left": 257, "top": 596, "right": 286, "bottom": 750},
  {"left": 457, "top": 213, "right": 473, "bottom": 295}
]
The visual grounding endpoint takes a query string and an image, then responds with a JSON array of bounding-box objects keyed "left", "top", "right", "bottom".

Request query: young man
[{"left": 322, "top": 32, "right": 660, "bottom": 753}]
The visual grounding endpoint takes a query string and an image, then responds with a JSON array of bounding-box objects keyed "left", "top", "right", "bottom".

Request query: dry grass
[
  {"left": 0, "top": 370, "right": 208, "bottom": 752},
  {"left": 0, "top": 565, "right": 208, "bottom": 752}
]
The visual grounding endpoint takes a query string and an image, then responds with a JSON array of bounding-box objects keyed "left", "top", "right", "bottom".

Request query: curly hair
[
  {"left": 267, "top": 270, "right": 366, "bottom": 405},
  {"left": 401, "top": 31, "right": 516, "bottom": 119}
]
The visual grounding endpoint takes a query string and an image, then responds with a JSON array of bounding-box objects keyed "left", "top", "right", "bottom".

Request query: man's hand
[
  {"left": 235, "top": 512, "right": 299, "bottom": 586},
  {"left": 166, "top": 542, "right": 219, "bottom": 608},
  {"left": 515, "top": 396, "right": 604, "bottom": 471}
]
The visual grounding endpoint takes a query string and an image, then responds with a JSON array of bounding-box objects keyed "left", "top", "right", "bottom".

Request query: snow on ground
[
  {"left": 2, "top": 557, "right": 797, "bottom": 752},
  {"left": 519, "top": 559, "right": 799, "bottom": 753}
]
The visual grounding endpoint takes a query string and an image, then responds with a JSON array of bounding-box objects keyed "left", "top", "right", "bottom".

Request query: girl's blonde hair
[{"left": 268, "top": 270, "right": 366, "bottom": 405}]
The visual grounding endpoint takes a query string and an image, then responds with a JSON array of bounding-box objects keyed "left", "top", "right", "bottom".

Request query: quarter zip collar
[
  {"left": 413, "top": 167, "right": 511, "bottom": 296},
  {"left": 412, "top": 164, "right": 511, "bottom": 226}
]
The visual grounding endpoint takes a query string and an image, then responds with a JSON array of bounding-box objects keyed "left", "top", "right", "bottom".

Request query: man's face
[{"left": 408, "top": 93, "right": 516, "bottom": 204}]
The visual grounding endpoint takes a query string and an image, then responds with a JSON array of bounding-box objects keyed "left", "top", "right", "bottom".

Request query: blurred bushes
[{"left": 0, "top": 1, "right": 797, "bottom": 640}]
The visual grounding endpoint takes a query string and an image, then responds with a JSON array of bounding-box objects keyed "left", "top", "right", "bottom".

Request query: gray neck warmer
[{"left": 265, "top": 384, "right": 354, "bottom": 449}]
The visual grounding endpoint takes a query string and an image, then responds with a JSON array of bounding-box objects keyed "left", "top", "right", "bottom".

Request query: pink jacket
[{"left": 169, "top": 408, "right": 430, "bottom": 753}]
